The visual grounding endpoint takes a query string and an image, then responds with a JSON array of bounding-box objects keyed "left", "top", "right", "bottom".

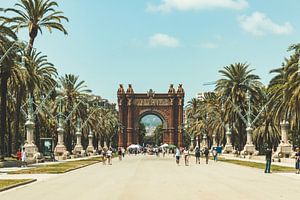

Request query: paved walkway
[{"left": 0, "top": 155, "right": 299, "bottom": 200}]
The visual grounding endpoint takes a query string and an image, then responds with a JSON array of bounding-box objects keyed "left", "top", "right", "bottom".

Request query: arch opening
[{"left": 138, "top": 114, "right": 164, "bottom": 146}]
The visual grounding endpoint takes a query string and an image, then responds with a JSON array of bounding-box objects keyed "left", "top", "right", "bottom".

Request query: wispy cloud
[
  {"left": 147, "top": 0, "right": 248, "bottom": 13},
  {"left": 238, "top": 12, "right": 293, "bottom": 36},
  {"left": 149, "top": 33, "right": 180, "bottom": 48}
]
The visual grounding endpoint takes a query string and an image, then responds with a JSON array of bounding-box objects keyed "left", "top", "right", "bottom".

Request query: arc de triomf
[{"left": 117, "top": 84, "right": 185, "bottom": 147}]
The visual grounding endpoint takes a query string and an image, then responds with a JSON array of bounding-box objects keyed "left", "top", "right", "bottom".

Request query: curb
[{"left": 0, "top": 179, "right": 37, "bottom": 192}]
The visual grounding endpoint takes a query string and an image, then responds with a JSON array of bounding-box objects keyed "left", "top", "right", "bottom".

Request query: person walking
[
  {"left": 204, "top": 147, "right": 209, "bottom": 164},
  {"left": 195, "top": 147, "right": 200, "bottom": 164},
  {"left": 107, "top": 148, "right": 113, "bottom": 165},
  {"left": 295, "top": 148, "right": 300, "bottom": 174},
  {"left": 212, "top": 148, "right": 218, "bottom": 162},
  {"left": 183, "top": 147, "right": 189, "bottom": 166},
  {"left": 118, "top": 148, "right": 122, "bottom": 161},
  {"left": 102, "top": 148, "right": 107, "bottom": 165},
  {"left": 265, "top": 147, "right": 272, "bottom": 173},
  {"left": 121, "top": 147, "right": 125, "bottom": 158},
  {"left": 16, "top": 148, "right": 22, "bottom": 167},
  {"left": 21, "top": 147, "right": 27, "bottom": 167},
  {"left": 175, "top": 147, "right": 181, "bottom": 165}
]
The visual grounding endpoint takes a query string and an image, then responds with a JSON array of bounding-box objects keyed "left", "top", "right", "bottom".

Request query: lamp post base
[
  {"left": 54, "top": 144, "right": 68, "bottom": 160},
  {"left": 24, "top": 143, "right": 38, "bottom": 157},
  {"left": 86, "top": 146, "right": 95, "bottom": 155},
  {"left": 72, "top": 145, "right": 84, "bottom": 157},
  {"left": 222, "top": 144, "right": 233, "bottom": 154},
  {"left": 241, "top": 144, "right": 258, "bottom": 156},
  {"left": 274, "top": 142, "right": 293, "bottom": 158}
]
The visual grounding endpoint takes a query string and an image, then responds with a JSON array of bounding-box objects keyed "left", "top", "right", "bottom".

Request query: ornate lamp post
[
  {"left": 223, "top": 124, "right": 233, "bottom": 153},
  {"left": 23, "top": 94, "right": 38, "bottom": 159},
  {"left": 72, "top": 118, "right": 83, "bottom": 156},
  {"left": 86, "top": 129, "right": 95, "bottom": 155},
  {"left": 203, "top": 133, "right": 208, "bottom": 148}
]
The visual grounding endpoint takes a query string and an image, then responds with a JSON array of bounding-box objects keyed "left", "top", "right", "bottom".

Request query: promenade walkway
[{"left": 0, "top": 155, "right": 299, "bottom": 200}]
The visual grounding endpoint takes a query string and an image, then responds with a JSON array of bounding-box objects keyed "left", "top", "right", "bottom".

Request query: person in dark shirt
[
  {"left": 204, "top": 147, "right": 209, "bottom": 164},
  {"left": 195, "top": 147, "right": 200, "bottom": 164},
  {"left": 295, "top": 148, "right": 300, "bottom": 174},
  {"left": 265, "top": 147, "right": 272, "bottom": 173}
]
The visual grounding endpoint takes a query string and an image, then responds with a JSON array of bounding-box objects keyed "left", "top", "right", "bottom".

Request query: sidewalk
[{"left": 220, "top": 154, "right": 296, "bottom": 168}]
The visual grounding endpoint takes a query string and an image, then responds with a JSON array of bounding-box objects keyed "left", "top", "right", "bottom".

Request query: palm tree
[
  {"left": 215, "top": 63, "right": 264, "bottom": 150},
  {"left": 268, "top": 45, "right": 300, "bottom": 147},
  {"left": 0, "top": 24, "right": 18, "bottom": 158},
  {"left": 58, "top": 74, "right": 91, "bottom": 151},
  {"left": 1, "top": 0, "right": 68, "bottom": 152},
  {"left": 1, "top": 0, "right": 68, "bottom": 53},
  {"left": 22, "top": 49, "right": 57, "bottom": 149}
]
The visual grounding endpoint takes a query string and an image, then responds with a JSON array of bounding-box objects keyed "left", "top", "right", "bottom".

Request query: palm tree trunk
[
  {"left": 30, "top": 93, "right": 41, "bottom": 151},
  {"left": 66, "top": 119, "right": 72, "bottom": 152},
  {"left": 0, "top": 73, "right": 8, "bottom": 158},
  {"left": 13, "top": 86, "right": 25, "bottom": 153},
  {"left": 7, "top": 112, "right": 12, "bottom": 156},
  {"left": 28, "top": 35, "right": 36, "bottom": 55}
]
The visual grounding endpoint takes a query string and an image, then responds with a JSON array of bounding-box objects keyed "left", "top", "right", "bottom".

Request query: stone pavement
[{"left": 0, "top": 155, "right": 299, "bottom": 200}]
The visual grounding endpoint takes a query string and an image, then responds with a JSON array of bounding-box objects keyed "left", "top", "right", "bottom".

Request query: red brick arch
[{"left": 117, "top": 84, "right": 184, "bottom": 147}]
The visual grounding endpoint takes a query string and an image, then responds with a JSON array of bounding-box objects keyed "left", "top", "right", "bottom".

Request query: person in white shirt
[
  {"left": 21, "top": 147, "right": 27, "bottom": 167},
  {"left": 175, "top": 147, "right": 181, "bottom": 165},
  {"left": 107, "top": 148, "right": 113, "bottom": 165},
  {"left": 183, "top": 147, "right": 189, "bottom": 166}
]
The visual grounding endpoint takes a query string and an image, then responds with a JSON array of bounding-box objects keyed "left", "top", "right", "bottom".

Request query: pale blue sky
[{"left": 1, "top": 0, "right": 300, "bottom": 103}]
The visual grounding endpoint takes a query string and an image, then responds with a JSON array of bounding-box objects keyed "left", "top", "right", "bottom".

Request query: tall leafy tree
[
  {"left": 215, "top": 63, "right": 263, "bottom": 149},
  {"left": 1, "top": 0, "right": 68, "bottom": 150},
  {"left": 0, "top": 24, "right": 18, "bottom": 158},
  {"left": 1, "top": 0, "right": 68, "bottom": 53},
  {"left": 58, "top": 74, "right": 91, "bottom": 151}
]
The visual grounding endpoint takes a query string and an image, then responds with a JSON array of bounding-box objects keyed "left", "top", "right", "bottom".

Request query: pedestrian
[
  {"left": 265, "top": 147, "right": 272, "bottom": 173},
  {"left": 195, "top": 147, "right": 200, "bottom": 164},
  {"left": 102, "top": 148, "right": 107, "bottom": 165},
  {"left": 204, "top": 147, "right": 209, "bottom": 164},
  {"left": 16, "top": 148, "right": 22, "bottom": 167},
  {"left": 107, "top": 148, "right": 113, "bottom": 165},
  {"left": 295, "top": 148, "right": 300, "bottom": 174},
  {"left": 175, "top": 147, "right": 181, "bottom": 165},
  {"left": 118, "top": 147, "right": 122, "bottom": 161},
  {"left": 183, "top": 147, "right": 189, "bottom": 166},
  {"left": 21, "top": 147, "right": 27, "bottom": 167},
  {"left": 121, "top": 147, "right": 125, "bottom": 158},
  {"left": 212, "top": 148, "right": 218, "bottom": 162},
  {"left": 162, "top": 148, "right": 166, "bottom": 157}
]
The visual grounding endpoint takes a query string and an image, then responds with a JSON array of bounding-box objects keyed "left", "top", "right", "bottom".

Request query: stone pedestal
[
  {"left": 86, "top": 132, "right": 95, "bottom": 155},
  {"left": 242, "top": 126, "right": 257, "bottom": 155},
  {"left": 211, "top": 134, "right": 217, "bottom": 150},
  {"left": 274, "top": 121, "right": 293, "bottom": 158},
  {"left": 24, "top": 119, "right": 38, "bottom": 159},
  {"left": 104, "top": 141, "right": 108, "bottom": 149},
  {"left": 195, "top": 137, "right": 199, "bottom": 148},
  {"left": 223, "top": 128, "right": 233, "bottom": 154},
  {"left": 54, "top": 126, "right": 68, "bottom": 159},
  {"left": 72, "top": 130, "right": 83, "bottom": 156}
]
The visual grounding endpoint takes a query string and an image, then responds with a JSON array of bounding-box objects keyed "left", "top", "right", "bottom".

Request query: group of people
[
  {"left": 175, "top": 146, "right": 218, "bottom": 166},
  {"left": 101, "top": 148, "right": 114, "bottom": 165},
  {"left": 16, "top": 147, "right": 27, "bottom": 167},
  {"left": 264, "top": 147, "right": 300, "bottom": 174}
]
